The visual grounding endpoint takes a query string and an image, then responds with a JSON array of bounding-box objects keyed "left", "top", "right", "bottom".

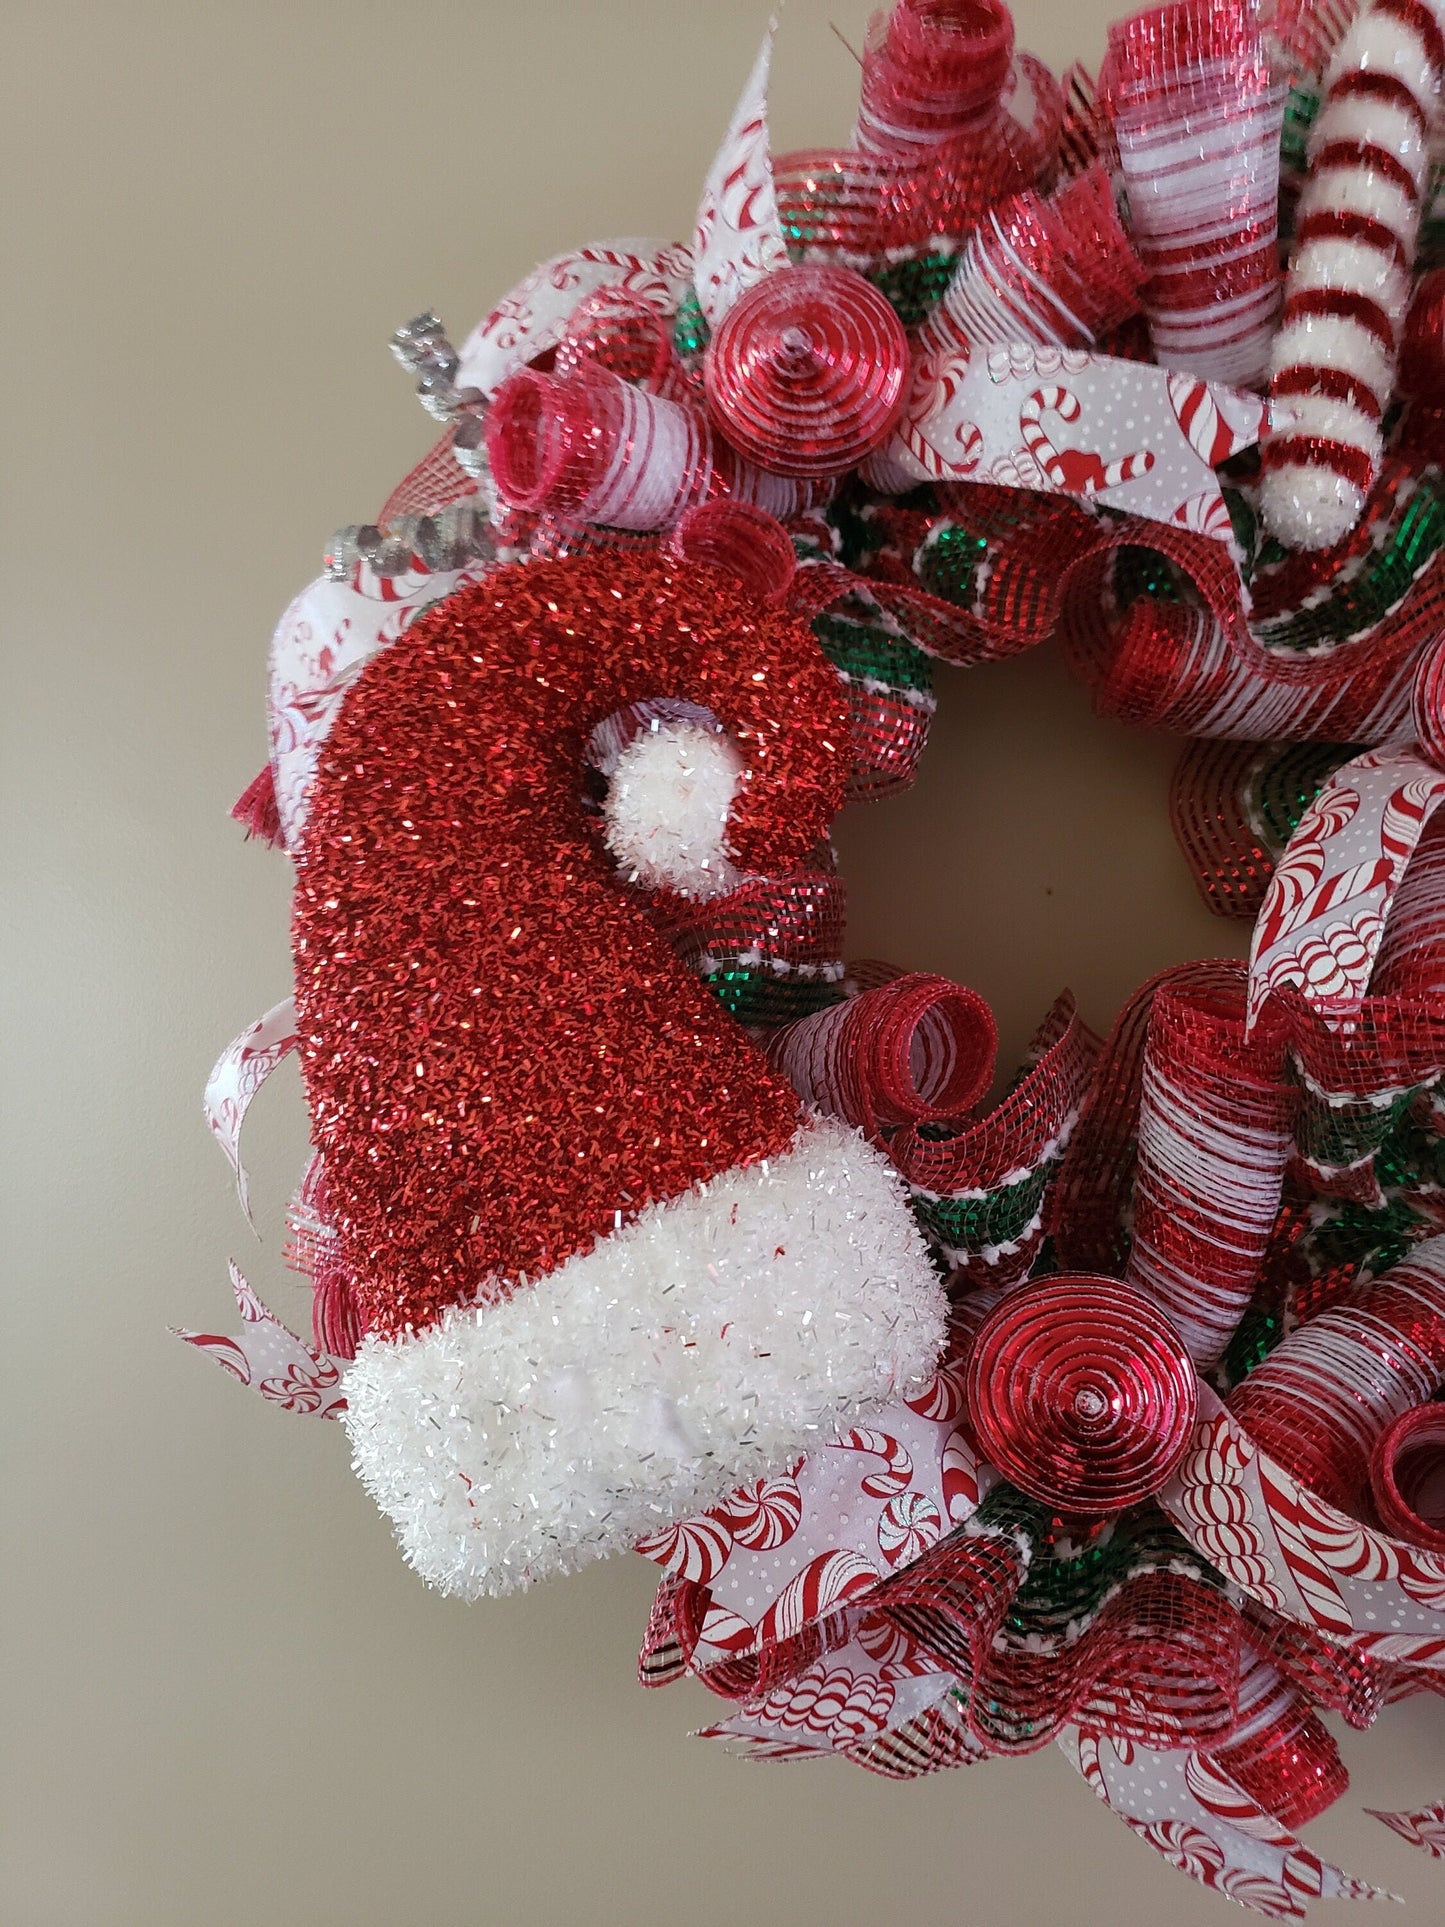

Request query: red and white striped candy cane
[
  {"left": 1018, "top": 387, "right": 1155, "bottom": 494},
  {"left": 1260, "top": 0, "right": 1445, "bottom": 550}
]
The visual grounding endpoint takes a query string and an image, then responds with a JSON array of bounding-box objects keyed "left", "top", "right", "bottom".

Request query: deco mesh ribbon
[{"left": 195, "top": 0, "right": 1445, "bottom": 1914}]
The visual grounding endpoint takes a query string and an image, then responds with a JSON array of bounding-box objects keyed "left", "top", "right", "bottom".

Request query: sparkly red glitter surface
[{"left": 292, "top": 552, "right": 851, "bottom": 1340}]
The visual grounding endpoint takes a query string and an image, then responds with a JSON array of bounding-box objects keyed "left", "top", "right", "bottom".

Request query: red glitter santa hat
[{"left": 294, "top": 550, "right": 945, "bottom": 1598}]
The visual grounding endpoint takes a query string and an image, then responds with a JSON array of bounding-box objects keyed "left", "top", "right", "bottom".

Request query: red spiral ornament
[
  {"left": 704, "top": 266, "right": 909, "bottom": 480},
  {"left": 965, "top": 1277, "right": 1200, "bottom": 1513},
  {"left": 1369, "top": 1404, "right": 1445, "bottom": 1553}
]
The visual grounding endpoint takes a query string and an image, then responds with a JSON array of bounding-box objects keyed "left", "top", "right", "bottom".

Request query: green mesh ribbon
[
  {"left": 915, "top": 519, "right": 990, "bottom": 608},
  {"left": 671, "top": 285, "right": 711, "bottom": 362},
  {"left": 811, "top": 610, "right": 935, "bottom": 697},
  {"left": 700, "top": 966, "right": 842, "bottom": 1028},
  {"left": 1221, "top": 1300, "right": 1285, "bottom": 1385},
  {"left": 1292, "top": 1082, "right": 1421, "bottom": 1177},
  {"left": 1253, "top": 476, "right": 1445, "bottom": 653},
  {"left": 998, "top": 1506, "right": 1221, "bottom": 1651},
  {"left": 1115, "top": 545, "right": 1188, "bottom": 607},
  {"left": 1224, "top": 1107, "right": 1445, "bottom": 1387},
  {"left": 1280, "top": 83, "right": 1319, "bottom": 184},
  {"left": 1223, "top": 487, "right": 1259, "bottom": 576},
  {"left": 1247, "top": 743, "right": 1363, "bottom": 856},
  {"left": 866, "top": 251, "right": 957, "bottom": 329},
  {"left": 946, "top": 1490, "right": 1225, "bottom": 1747},
  {"left": 1114, "top": 489, "right": 1257, "bottom": 603},
  {"left": 911, "top": 1159, "right": 1056, "bottom": 1261}
]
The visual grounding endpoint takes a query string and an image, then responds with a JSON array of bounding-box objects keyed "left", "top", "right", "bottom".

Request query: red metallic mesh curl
[
  {"left": 1228, "top": 1245, "right": 1445, "bottom": 1518},
  {"left": 1401, "top": 269, "right": 1445, "bottom": 402},
  {"left": 1370, "top": 1404, "right": 1445, "bottom": 1553},
  {"left": 668, "top": 502, "right": 796, "bottom": 604},
  {"left": 1205, "top": 1650, "right": 1349, "bottom": 1830},
  {"left": 485, "top": 364, "right": 829, "bottom": 532},
  {"left": 766, "top": 971, "right": 997, "bottom": 1133}
]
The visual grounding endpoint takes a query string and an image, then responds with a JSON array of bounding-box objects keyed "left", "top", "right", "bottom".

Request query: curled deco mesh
[{"left": 194, "top": 0, "right": 1445, "bottom": 1914}]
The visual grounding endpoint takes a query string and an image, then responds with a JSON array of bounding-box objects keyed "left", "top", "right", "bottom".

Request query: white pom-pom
[
  {"left": 601, "top": 718, "right": 745, "bottom": 899},
  {"left": 1258, "top": 462, "right": 1367, "bottom": 551}
]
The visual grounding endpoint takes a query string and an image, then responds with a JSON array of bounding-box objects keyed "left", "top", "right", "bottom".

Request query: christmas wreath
[{"left": 192, "top": 0, "right": 1445, "bottom": 1914}]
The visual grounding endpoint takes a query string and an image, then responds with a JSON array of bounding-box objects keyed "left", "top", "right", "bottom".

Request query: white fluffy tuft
[
  {"left": 1259, "top": 462, "right": 1367, "bottom": 552},
  {"left": 601, "top": 719, "right": 744, "bottom": 899},
  {"left": 342, "top": 1114, "right": 946, "bottom": 1599}
]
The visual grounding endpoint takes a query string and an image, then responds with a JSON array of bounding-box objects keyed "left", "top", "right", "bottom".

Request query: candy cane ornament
[
  {"left": 1260, "top": 0, "right": 1445, "bottom": 551},
  {"left": 1016, "top": 385, "right": 1156, "bottom": 493}
]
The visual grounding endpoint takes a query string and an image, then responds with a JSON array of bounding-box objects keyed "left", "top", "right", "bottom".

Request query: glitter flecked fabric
[{"left": 292, "top": 551, "right": 851, "bottom": 1340}]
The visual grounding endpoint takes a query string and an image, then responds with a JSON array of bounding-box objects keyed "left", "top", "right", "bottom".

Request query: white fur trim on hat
[{"left": 342, "top": 1113, "right": 946, "bottom": 1598}]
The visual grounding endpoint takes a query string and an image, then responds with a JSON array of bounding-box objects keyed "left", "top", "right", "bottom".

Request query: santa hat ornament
[{"left": 295, "top": 547, "right": 945, "bottom": 1599}]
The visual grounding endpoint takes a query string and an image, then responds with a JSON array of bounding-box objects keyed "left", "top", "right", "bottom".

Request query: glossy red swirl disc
[
  {"left": 965, "top": 1276, "right": 1199, "bottom": 1513},
  {"left": 704, "top": 265, "right": 909, "bottom": 479}
]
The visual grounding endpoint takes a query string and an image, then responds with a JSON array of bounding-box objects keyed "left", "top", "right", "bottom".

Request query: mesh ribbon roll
[
  {"left": 924, "top": 164, "right": 1144, "bottom": 349},
  {"left": 766, "top": 970, "right": 997, "bottom": 1135},
  {"left": 1401, "top": 268, "right": 1445, "bottom": 401},
  {"left": 704, "top": 266, "right": 910, "bottom": 478},
  {"left": 1124, "top": 975, "right": 1295, "bottom": 1370},
  {"left": 772, "top": 136, "right": 1035, "bottom": 263},
  {"left": 1205, "top": 1648, "right": 1349, "bottom": 1830},
  {"left": 667, "top": 502, "right": 797, "bottom": 604},
  {"left": 964, "top": 1276, "right": 1200, "bottom": 1512},
  {"left": 1106, "top": 0, "right": 1286, "bottom": 384},
  {"left": 1228, "top": 1238, "right": 1445, "bottom": 1516},
  {"left": 1372, "top": 816, "right": 1445, "bottom": 998},
  {"left": 1369, "top": 1402, "right": 1445, "bottom": 1551},
  {"left": 854, "top": 0, "right": 1016, "bottom": 157},
  {"left": 553, "top": 283, "right": 686, "bottom": 396},
  {"left": 1411, "top": 634, "right": 1445, "bottom": 770},
  {"left": 485, "top": 364, "right": 828, "bottom": 531}
]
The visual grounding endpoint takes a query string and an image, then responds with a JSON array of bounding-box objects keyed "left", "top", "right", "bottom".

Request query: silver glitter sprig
[
  {"left": 324, "top": 502, "right": 495, "bottom": 582},
  {"left": 390, "top": 311, "right": 489, "bottom": 483}
]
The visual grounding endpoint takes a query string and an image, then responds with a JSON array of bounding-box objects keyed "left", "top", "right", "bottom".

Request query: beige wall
[{"left": 5, "top": 4, "right": 1442, "bottom": 1922}]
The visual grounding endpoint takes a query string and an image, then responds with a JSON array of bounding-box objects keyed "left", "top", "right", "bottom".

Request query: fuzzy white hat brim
[{"left": 342, "top": 1113, "right": 946, "bottom": 1599}]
